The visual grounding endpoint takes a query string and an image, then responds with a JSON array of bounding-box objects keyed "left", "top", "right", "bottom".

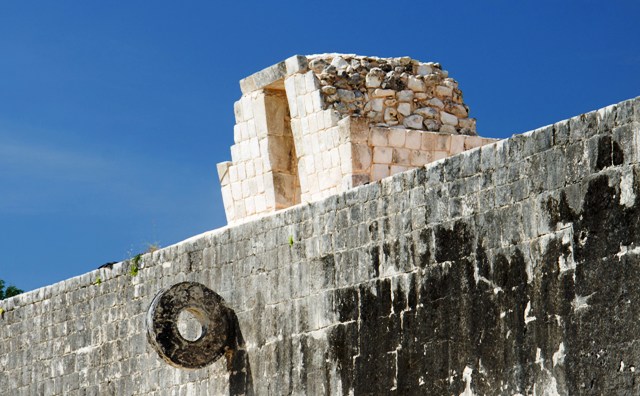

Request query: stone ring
[{"left": 146, "top": 282, "right": 232, "bottom": 369}]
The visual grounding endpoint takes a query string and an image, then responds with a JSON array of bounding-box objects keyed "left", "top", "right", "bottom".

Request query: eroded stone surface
[
  {"left": 146, "top": 282, "right": 233, "bottom": 369},
  {"left": 0, "top": 97, "right": 639, "bottom": 395}
]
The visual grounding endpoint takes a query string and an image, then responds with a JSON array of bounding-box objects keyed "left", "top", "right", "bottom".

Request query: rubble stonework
[
  {"left": 1, "top": 96, "right": 639, "bottom": 395},
  {"left": 217, "top": 54, "right": 497, "bottom": 224}
]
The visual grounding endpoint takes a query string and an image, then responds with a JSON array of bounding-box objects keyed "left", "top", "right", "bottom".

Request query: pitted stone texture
[
  {"left": 309, "top": 54, "right": 476, "bottom": 135},
  {"left": 146, "top": 282, "right": 233, "bottom": 369},
  {"left": 3, "top": 97, "right": 639, "bottom": 395}
]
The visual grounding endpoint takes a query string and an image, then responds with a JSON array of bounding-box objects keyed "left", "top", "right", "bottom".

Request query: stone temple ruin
[
  {"left": 1, "top": 54, "right": 640, "bottom": 395},
  {"left": 217, "top": 54, "right": 496, "bottom": 223}
]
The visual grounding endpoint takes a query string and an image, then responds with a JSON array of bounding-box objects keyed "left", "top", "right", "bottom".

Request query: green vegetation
[
  {"left": 130, "top": 254, "right": 142, "bottom": 277},
  {"left": 93, "top": 276, "right": 102, "bottom": 285},
  {"left": 288, "top": 235, "right": 294, "bottom": 247},
  {"left": 0, "top": 279, "right": 23, "bottom": 300}
]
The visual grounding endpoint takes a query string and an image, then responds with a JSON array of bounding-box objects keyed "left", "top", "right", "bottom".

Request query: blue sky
[{"left": 1, "top": 1, "right": 638, "bottom": 292}]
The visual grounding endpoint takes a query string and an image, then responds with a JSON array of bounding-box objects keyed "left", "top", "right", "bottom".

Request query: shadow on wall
[{"left": 145, "top": 282, "right": 254, "bottom": 395}]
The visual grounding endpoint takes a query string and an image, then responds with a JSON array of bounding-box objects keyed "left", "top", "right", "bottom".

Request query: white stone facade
[{"left": 217, "top": 54, "right": 498, "bottom": 224}]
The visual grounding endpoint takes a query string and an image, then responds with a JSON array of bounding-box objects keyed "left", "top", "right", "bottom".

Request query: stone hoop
[{"left": 146, "top": 282, "right": 232, "bottom": 369}]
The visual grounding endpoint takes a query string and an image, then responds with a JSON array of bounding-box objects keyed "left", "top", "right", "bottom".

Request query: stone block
[
  {"left": 352, "top": 143, "right": 372, "bottom": 171},
  {"left": 372, "top": 164, "right": 390, "bottom": 180},
  {"left": 285, "top": 55, "right": 309, "bottom": 76},
  {"left": 440, "top": 111, "right": 458, "bottom": 126},
  {"left": 450, "top": 135, "right": 465, "bottom": 154},
  {"left": 405, "top": 131, "right": 422, "bottom": 150},
  {"left": 422, "top": 132, "right": 450, "bottom": 152},
  {"left": 233, "top": 100, "right": 243, "bottom": 123},
  {"left": 388, "top": 129, "right": 406, "bottom": 147},
  {"left": 217, "top": 161, "right": 231, "bottom": 184},
  {"left": 410, "top": 149, "right": 430, "bottom": 166},
  {"left": 392, "top": 148, "right": 411, "bottom": 165},
  {"left": 390, "top": 165, "right": 409, "bottom": 175},
  {"left": 373, "top": 147, "right": 393, "bottom": 164}
]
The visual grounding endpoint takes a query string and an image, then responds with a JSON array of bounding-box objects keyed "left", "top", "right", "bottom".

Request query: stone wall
[
  {"left": 1, "top": 97, "right": 639, "bottom": 395},
  {"left": 217, "top": 54, "right": 496, "bottom": 224}
]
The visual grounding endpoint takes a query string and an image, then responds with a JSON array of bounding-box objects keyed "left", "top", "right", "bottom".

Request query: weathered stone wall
[{"left": 1, "top": 97, "right": 639, "bottom": 395}]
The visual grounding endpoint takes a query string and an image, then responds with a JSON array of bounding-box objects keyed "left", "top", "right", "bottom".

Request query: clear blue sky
[{"left": 1, "top": 1, "right": 638, "bottom": 292}]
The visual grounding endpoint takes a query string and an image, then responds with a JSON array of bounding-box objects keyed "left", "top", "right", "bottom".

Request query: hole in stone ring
[{"left": 177, "top": 308, "right": 206, "bottom": 342}]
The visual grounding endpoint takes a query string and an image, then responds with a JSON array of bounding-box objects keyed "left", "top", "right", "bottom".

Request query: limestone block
[
  {"left": 390, "top": 165, "right": 409, "bottom": 175},
  {"left": 337, "top": 89, "right": 356, "bottom": 102},
  {"left": 309, "top": 58, "right": 328, "bottom": 73},
  {"left": 372, "top": 89, "right": 396, "bottom": 98},
  {"left": 234, "top": 101, "right": 243, "bottom": 123},
  {"left": 424, "top": 119, "right": 441, "bottom": 131},
  {"left": 384, "top": 107, "right": 398, "bottom": 123},
  {"left": 324, "top": 109, "right": 340, "bottom": 128},
  {"left": 427, "top": 98, "right": 444, "bottom": 109},
  {"left": 352, "top": 143, "right": 372, "bottom": 171},
  {"left": 416, "top": 63, "right": 433, "bottom": 75},
  {"left": 349, "top": 118, "right": 370, "bottom": 143},
  {"left": 436, "top": 85, "right": 453, "bottom": 98},
  {"left": 230, "top": 145, "right": 240, "bottom": 162},
  {"left": 371, "top": 128, "right": 389, "bottom": 146},
  {"left": 365, "top": 68, "right": 385, "bottom": 88},
  {"left": 459, "top": 118, "right": 476, "bottom": 130},
  {"left": 233, "top": 124, "right": 243, "bottom": 144},
  {"left": 245, "top": 196, "right": 256, "bottom": 215},
  {"left": 322, "top": 151, "right": 333, "bottom": 170},
  {"left": 432, "top": 150, "right": 448, "bottom": 160},
  {"left": 463, "top": 136, "right": 483, "bottom": 150},
  {"left": 217, "top": 161, "right": 231, "bottom": 184},
  {"left": 397, "top": 90, "right": 414, "bottom": 102},
  {"left": 246, "top": 160, "right": 255, "bottom": 178},
  {"left": 450, "top": 135, "right": 465, "bottom": 154},
  {"left": 248, "top": 137, "right": 260, "bottom": 159},
  {"left": 294, "top": 74, "right": 307, "bottom": 96},
  {"left": 440, "top": 124, "right": 457, "bottom": 134},
  {"left": 414, "top": 107, "right": 439, "bottom": 119},
  {"left": 285, "top": 55, "right": 309, "bottom": 76},
  {"left": 267, "top": 137, "right": 294, "bottom": 172},
  {"left": 308, "top": 113, "right": 318, "bottom": 133},
  {"left": 398, "top": 102, "right": 412, "bottom": 117},
  {"left": 410, "top": 149, "right": 429, "bottom": 166},
  {"left": 305, "top": 71, "right": 319, "bottom": 92},
  {"left": 371, "top": 98, "right": 384, "bottom": 112},
  {"left": 389, "top": 129, "right": 406, "bottom": 147},
  {"left": 247, "top": 119, "right": 257, "bottom": 139},
  {"left": 407, "top": 76, "right": 426, "bottom": 92},
  {"left": 241, "top": 96, "right": 254, "bottom": 120},
  {"left": 305, "top": 94, "right": 314, "bottom": 114},
  {"left": 371, "top": 164, "right": 390, "bottom": 180},
  {"left": 422, "top": 133, "right": 451, "bottom": 151},
  {"left": 241, "top": 179, "right": 251, "bottom": 198},
  {"left": 233, "top": 201, "right": 246, "bottom": 218},
  {"left": 404, "top": 115, "right": 424, "bottom": 129},
  {"left": 229, "top": 163, "right": 239, "bottom": 182},
  {"left": 259, "top": 138, "right": 269, "bottom": 158},
  {"left": 255, "top": 193, "right": 267, "bottom": 213},
  {"left": 318, "top": 169, "right": 332, "bottom": 190},
  {"left": 256, "top": 172, "right": 265, "bottom": 193},
  {"left": 448, "top": 103, "right": 469, "bottom": 118},
  {"left": 373, "top": 147, "right": 393, "bottom": 163},
  {"left": 231, "top": 181, "right": 242, "bottom": 200},
  {"left": 393, "top": 147, "right": 411, "bottom": 165},
  {"left": 330, "top": 56, "right": 349, "bottom": 70},
  {"left": 405, "top": 131, "right": 422, "bottom": 149},
  {"left": 440, "top": 111, "right": 459, "bottom": 126},
  {"left": 311, "top": 91, "right": 323, "bottom": 112}
]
